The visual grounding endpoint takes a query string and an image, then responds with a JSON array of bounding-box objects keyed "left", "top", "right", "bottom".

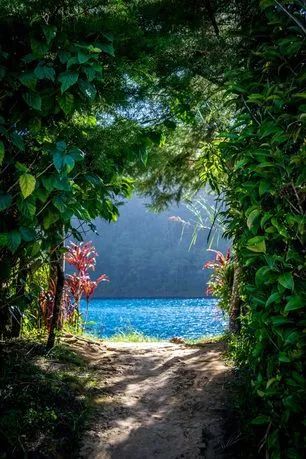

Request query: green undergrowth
[
  {"left": 0, "top": 339, "right": 97, "bottom": 459},
  {"left": 106, "top": 329, "right": 161, "bottom": 342},
  {"left": 184, "top": 334, "right": 225, "bottom": 346}
]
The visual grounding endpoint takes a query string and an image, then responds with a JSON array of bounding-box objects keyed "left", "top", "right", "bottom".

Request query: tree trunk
[
  {"left": 229, "top": 262, "right": 242, "bottom": 334},
  {"left": 46, "top": 254, "right": 65, "bottom": 351}
]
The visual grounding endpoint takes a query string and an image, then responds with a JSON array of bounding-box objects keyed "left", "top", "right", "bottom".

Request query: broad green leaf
[
  {"left": 58, "top": 93, "right": 74, "bottom": 114},
  {"left": 266, "top": 292, "right": 281, "bottom": 307},
  {"left": 12, "top": 132, "right": 25, "bottom": 151},
  {"left": 101, "top": 43, "right": 115, "bottom": 56},
  {"left": 53, "top": 196, "right": 66, "bottom": 212},
  {"left": 58, "top": 50, "right": 71, "bottom": 64},
  {"left": 69, "top": 147, "right": 85, "bottom": 161},
  {"left": 19, "top": 226, "right": 36, "bottom": 242},
  {"left": 22, "top": 92, "right": 42, "bottom": 111},
  {"left": 31, "top": 240, "right": 41, "bottom": 256},
  {"left": 279, "top": 352, "right": 290, "bottom": 363},
  {"left": 284, "top": 295, "right": 304, "bottom": 313},
  {"left": 19, "top": 71, "right": 37, "bottom": 90},
  {"left": 259, "top": 180, "right": 270, "bottom": 196},
  {"left": 0, "top": 141, "right": 4, "bottom": 165},
  {"left": 42, "top": 175, "right": 57, "bottom": 192},
  {"left": 7, "top": 230, "right": 21, "bottom": 253},
  {"left": 0, "top": 233, "right": 9, "bottom": 247},
  {"left": 43, "top": 211, "right": 59, "bottom": 229},
  {"left": 53, "top": 151, "right": 64, "bottom": 172},
  {"left": 15, "top": 162, "right": 28, "bottom": 173},
  {"left": 42, "top": 24, "right": 57, "bottom": 43},
  {"left": 58, "top": 72, "right": 78, "bottom": 94},
  {"left": 18, "top": 199, "right": 36, "bottom": 217},
  {"left": 67, "top": 57, "right": 78, "bottom": 69},
  {"left": 251, "top": 415, "right": 270, "bottom": 425},
  {"left": 64, "top": 155, "right": 75, "bottom": 173},
  {"left": 30, "top": 39, "right": 49, "bottom": 58},
  {"left": 34, "top": 64, "right": 55, "bottom": 82},
  {"left": 0, "top": 193, "right": 12, "bottom": 211},
  {"left": 278, "top": 272, "right": 294, "bottom": 291},
  {"left": 246, "top": 236, "right": 266, "bottom": 253},
  {"left": 19, "top": 174, "right": 36, "bottom": 198},
  {"left": 56, "top": 141, "right": 66, "bottom": 152},
  {"left": 83, "top": 66, "right": 96, "bottom": 81},
  {"left": 78, "top": 80, "right": 97, "bottom": 100},
  {"left": 78, "top": 51, "right": 90, "bottom": 64},
  {"left": 247, "top": 208, "right": 260, "bottom": 229}
]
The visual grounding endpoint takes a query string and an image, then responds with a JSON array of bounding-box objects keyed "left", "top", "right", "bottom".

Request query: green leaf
[
  {"left": 53, "top": 196, "right": 66, "bottom": 212},
  {"left": 12, "top": 133, "right": 25, "bottom": 151},
  {"left": 69, "top": 147, "right": 85, "bottom": 161},
  {"left": 42, "top": 24, "right": 57, "bottom": 43},
  {"left": 43, "top": 211, "right": 59, "bottom": 230},
  {"left": 22, "top": 92, "right": 42, "bottom": 111},
  {"left": 278, "top": 272, "right": 294, "bottom": 291},
  {"left": 83, "top": 66, "right": 96, "bottom": 81},
  {"left": 266, "top": 292, "right": 281, "bottom": 307},
  {"left": 19, "top": 174, "right": 36, "bottom": 198},
  {"left": 284, "top": 295, "right": 304, "bottom": 313},
  {"left": 7, "top": 230, "right": 21, "bottom": 253},
  {"left": 0, "top": 141, "right": 4, "bottom": 165},
  {"left": 251, "top": 415, "right": 270, "bottom": 425},
  {"left": 0, "top": 233, "right": 9, "bottom": 247},
  {"left": 30, "top": 39, "right": 49, "bottom": 58},
  {"left": 58, "top": 72, "right": 78, "bottom": 94},
  {"left": 18, "top": 199, "right": 36, "bottom": 217},
  {"left": 58, "top": 50, "right": 71, "bottom": 64},
  {"left": 19, "top": 71, "right": 37, "bottom": 90},
  {"left": 279, "top": 352, "right": 290, "bottom": 363},
  {"left": 15, "top": 162, "right": 28, "bottom": 173},
  {"left": 31, "top": 240, "right": 41, "bottom": 256},
  {"left": 78, "top": 80, "right": 97, "bottom": 100},
  {"left": 101, "top": 43, "right": 115, "bottom": 56},
  {"left": 259, "top": 180, "right": 271, "bottom": 196},
  {"left": 19, "top": 226, "right": 36, "bottom": 242},
  {"left": 247, "top": 208, "right": 260, "bottom": 229},
  {"left": 0, "top": 193, "right": 12, "bottom": 211},
  {"left": 77, "top": 51, "right": 90, "bottom": 64},
  {"left": 53, "top": 151, "right": 64, "bottom": 172},
  {"left": 58, "top": 93, "right": 74, "bottom": 114},
  {"left": 64, "top": 155, "right": 75, "bottom": 173},
  {"left": 34, "top": 64, "right": 55, "bottom": 82},
  {"left": 246, "top": 236, "right": 266, "bottom": 253}
]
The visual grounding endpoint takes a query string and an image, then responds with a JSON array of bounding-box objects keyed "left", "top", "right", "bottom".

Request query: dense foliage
[
  {"left": 0, "top": 0, "right": 305, "bottom": 457},
  {"left": 221, "top": 1, "right": 306, "bottom": 456},
  {"left": 0, "top": 0, "right": 136, "bottom": 339}
]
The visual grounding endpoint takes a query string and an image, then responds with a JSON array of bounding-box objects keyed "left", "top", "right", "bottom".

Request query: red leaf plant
[
  {"left": 203, "top": 248, "right": 233, "bottom": 313},
  {"left": 65, "top": 241, "right": 97, "bottom": 275},
  {"left": 39, "top": 241, "right": 109, "bottom": 331}
]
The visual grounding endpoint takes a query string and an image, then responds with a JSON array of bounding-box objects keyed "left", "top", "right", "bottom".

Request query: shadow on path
[{"left": 66, "top": 339, "right": 239, "bottom": 459}]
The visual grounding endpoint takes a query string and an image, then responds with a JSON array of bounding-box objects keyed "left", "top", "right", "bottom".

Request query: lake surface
[{"left": 82, "top": 297, "right": 227, "bottom": 339}]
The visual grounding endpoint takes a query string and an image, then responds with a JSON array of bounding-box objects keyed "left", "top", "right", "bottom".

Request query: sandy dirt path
[{"left": 65, "top": 338, "right": 236, "bottom": 459}]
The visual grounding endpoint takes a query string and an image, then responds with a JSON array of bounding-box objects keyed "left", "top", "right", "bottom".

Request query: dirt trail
[{"left": 65, "top": 337, "right": 236, "bottom": 459}]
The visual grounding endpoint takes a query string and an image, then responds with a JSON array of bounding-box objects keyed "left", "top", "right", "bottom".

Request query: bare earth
[{"left": 65, "top": 337, "right": 236, "bottom": 459}]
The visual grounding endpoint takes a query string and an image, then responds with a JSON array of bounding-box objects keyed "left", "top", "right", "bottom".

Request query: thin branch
[{"left": 274, "top": 1, "right": 306, "bottom": 35}]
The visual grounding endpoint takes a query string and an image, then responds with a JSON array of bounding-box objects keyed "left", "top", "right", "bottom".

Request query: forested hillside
[{"left": 85, "top": 196, "right": 228, "bottom": 298}]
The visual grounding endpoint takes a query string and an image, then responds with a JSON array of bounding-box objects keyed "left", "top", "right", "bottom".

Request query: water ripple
[{"left": 82, "top": 297, "right": 228, "bottom": 339}]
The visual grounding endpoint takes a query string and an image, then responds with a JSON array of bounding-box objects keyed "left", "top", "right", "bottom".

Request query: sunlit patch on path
[{"left": 65, "top": 337, "right": 237, "bottom": 459}]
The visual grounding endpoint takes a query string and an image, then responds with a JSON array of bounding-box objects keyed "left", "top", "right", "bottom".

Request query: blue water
[{"left": 81, "top": 297, "right": 227, "bottom": 339}]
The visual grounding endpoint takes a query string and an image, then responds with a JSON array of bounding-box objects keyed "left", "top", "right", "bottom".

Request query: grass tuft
[{"left": 106, "top": 328, "right": 161, "bottom": 342}]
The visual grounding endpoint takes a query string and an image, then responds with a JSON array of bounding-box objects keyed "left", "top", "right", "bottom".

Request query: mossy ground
[{"left": 0, "top": 338, "right": 97, "bottom": 459}]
